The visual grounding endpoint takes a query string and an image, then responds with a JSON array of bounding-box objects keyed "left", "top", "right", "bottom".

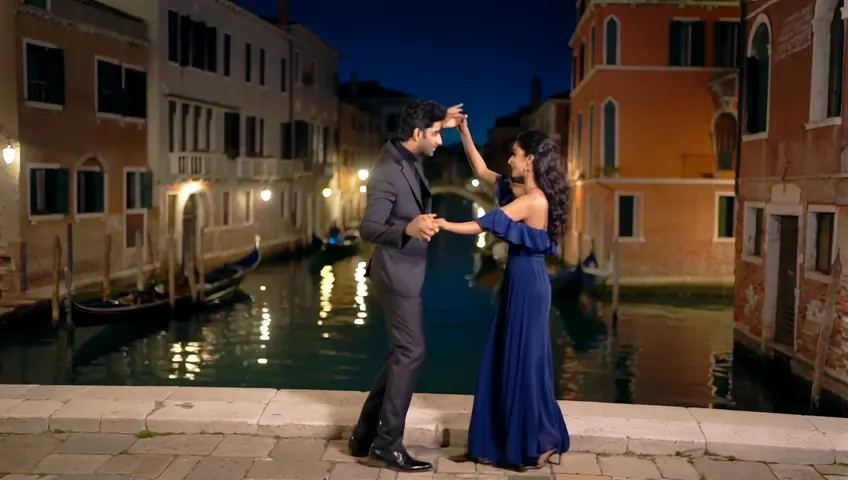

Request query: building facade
[
  {"left": 0, "top": 0, "right": 151, "bottom": 294},
  {"left": 97, "top": 0, "right": 339, "bottom": 267},
  {"left": 484, "top": 79, "right": 542, "bottom": 176},
  {"left": 336, "top": 99, "right": 380, "bottom": 228},
  {"left": 567, "top": 0, "right": 741, "bottom": 282},
  {"left": 338, "top": 74, "right": 415, "bottom": 142},
  {"left": 734, "top": 0, "right": 848, "bottom": 394}
]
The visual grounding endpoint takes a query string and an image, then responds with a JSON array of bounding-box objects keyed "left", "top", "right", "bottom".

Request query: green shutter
[
  {"left": 55, "top": 168, "right": 69, "bottom": 214},
  {"left": 141, "top": 171, "right": 153, "bottom": 208},
  {"left": 94, "top": 172, "right": 105, "bottom": 213},
  {"left": 713, "top": 22, "right": 726, "bottom": 66},
  {"left": 718, "top": 198, "right": 728, "bottom": 236},
  {"left": 691, "top": 21, "right": 706, "bottom": 67},
  {"left": 668, "top": 21, "right": 683, "bottom": 66},
  {"left": 48, "top": 48, "right": 66, "bottom": 105},
  {"left": 29, "top": 169, "right": 38, "bottom": 215}
]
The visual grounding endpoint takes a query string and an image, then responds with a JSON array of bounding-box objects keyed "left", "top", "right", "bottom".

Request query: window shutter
[
  {"left": 141, "top": 171, "right": 153, "bottom": 208},
  {"left": 167, "top": 10, "right": 179, "bottom": 63},
  {"left": 179, "top": 15, "right": 191, "bottom": 66},
  {"left": 282, "top": 122, "right": 292, "bottom": 158},
  {"left": 618, "top": 196, "right": 634, "bottom": 237},
  {"left": 29, "top": 169, "right": 38, "bottom": 215},
  {"left": 744, "top": 56, "right": 760, "bottom": 133},
  {"left": 713, "top": 22, "right": 726, "bottom": 66},
  {"left": 47, "top": 48, "right": 65, "bottom": 105},
  {"left": 690, "top": 21, "right": 706, "bottom": 67},
  {"left": 94, "top": 172, "right": 105, "bottom": 213},
  {"left": 668, "top": 21, "right": 683, "bottom": 66},
  {"left": 56, "top": 168, "right": 70, "bottom": 215},
  {"left": 206, "top": 26, "right": 218, "bottom": 73}
]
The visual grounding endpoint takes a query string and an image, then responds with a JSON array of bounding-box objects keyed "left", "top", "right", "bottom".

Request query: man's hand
[
  {"left": 405, "top": 213, "right": 439, "bottom": 242},
  {"left": 441, "top": 104, "right": 465, "bottom": 129}
]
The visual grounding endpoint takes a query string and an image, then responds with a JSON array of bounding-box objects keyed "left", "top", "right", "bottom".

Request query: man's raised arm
[{"left": 360, "top": 169, "right": 410, "bottom": 248}]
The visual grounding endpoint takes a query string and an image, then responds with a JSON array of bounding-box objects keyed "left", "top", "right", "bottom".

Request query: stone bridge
[{"left": 428, "top": 162, "right": 496, "bottom": 209}]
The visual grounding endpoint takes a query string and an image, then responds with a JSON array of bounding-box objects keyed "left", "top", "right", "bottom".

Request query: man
[{"left": 351, "top": 100, "right": 463, "bottom": 472}]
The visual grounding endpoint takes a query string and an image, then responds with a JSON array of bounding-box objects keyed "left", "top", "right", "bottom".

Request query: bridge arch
[{"left": 430, "top": 183, "right": 495, "bottom": 210}]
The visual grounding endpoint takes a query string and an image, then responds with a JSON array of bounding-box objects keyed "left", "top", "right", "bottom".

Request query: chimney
[
  {"left": 350, "top": 71, "right": 359, "bottom": 100},
  {"left": 530, "top": 76, "right": 542, "bottom": 108},
  {"left": 277, "top": 0, "right": 288, "bottom": 26}
]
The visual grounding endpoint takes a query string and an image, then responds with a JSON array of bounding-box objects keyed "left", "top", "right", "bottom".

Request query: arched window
[
  {"left": 604, "top": 17, "right": 620, "bottom": 65},
  {"left": 713, "top": 111, "right": 737, "bottom": 171},
  {"left": 745, "top": 21, "right": 770, "bottom": 134},
  {"left": 827, "top": 0, "right": 844, "bottom": 117},
  {"left": 601, "top": 99, "right": 618, "bottom": 170},
  {"left": 75, "top": 157, "right": 105, "bottom": 216}
]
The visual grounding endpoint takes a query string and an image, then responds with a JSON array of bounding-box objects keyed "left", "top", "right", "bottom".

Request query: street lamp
[
  {"left": 357, "top": 169, "right": 369, "bottom": 181},
  {"left": 3, "top": 142, "right": 16, "bottom": 165},
  {"left": 260, "top": 189, "right": 271, "bottom": 201},
  {"left": 471, "top": 178, "right": 480, "bottom": 188},
  {"left": 322, "top": 187, "right": 332, "bottom": 198},
  {"left": 359, "top": 185, "right": 366, "bottom": 193}
]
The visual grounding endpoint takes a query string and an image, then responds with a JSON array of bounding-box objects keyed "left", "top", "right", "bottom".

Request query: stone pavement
[{"left": 4, "top": 432, "right": 847, "bottom": 480}]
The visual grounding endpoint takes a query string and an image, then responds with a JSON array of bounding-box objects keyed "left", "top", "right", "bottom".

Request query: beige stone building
[
  {"left": 0, "top": 0, "right": 151, "bottom": 294},
  {"left": 335, "top": 96, "right": 381, "bottom": 229}
]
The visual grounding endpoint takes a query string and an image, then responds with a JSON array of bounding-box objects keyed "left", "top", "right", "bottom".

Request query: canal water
[{"left": 0, "top": 196, "right": 841, "bottom": 416}]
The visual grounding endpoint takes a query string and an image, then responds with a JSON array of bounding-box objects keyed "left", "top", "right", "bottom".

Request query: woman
[{"left": 435, "top": 117, "right": 570, "bottom": 470}]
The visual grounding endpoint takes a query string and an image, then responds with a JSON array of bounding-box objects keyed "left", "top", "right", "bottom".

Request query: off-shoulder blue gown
[{"left": 466, "top": 175, "right": 570, "bottom": 469}]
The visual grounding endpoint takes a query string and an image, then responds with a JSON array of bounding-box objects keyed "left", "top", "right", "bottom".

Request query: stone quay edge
[{"left": 0, "top": 385, "right": 844, "bottom": 466}]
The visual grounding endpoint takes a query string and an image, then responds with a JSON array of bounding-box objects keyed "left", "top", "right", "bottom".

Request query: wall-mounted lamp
[
  {"left": 260, "top": 189, "right": 272, "bottom": 201},
  {"left": 357, "top": 169, "right": 369, "bottom": 181},
  {"left": 359, "top": 185, "right": 366, "bottom": 193},
  {"left": 3, "top": 141, "right": 16, "bottom": 165},
  {"left": 322, "top": 187, "right": 332, "bottom": 198}
]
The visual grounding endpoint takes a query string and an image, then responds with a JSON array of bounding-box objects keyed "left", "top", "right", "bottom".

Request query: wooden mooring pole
[
  {"left": 50, "top": 236, "right": 61, "bottom": 326},
  {"left": 811, "top": 251, "right": 842, "bottom": 412},
  {"left": 197, "top": 227, "right": 205, "bottom": 301},
  {"left": 102, "top": 233, "right": 111, "bottom": 301},
  {"left": 135, "top": 231, "right": 144, "bottom": 291},
  {"left": 64, "top": 223, "right": 74, "bottom": 330},
  {"left": 167, "top": 235, "right": 176, "bottom": 308},
  {"left": 611, "top": 237, "right": 620, "bottom": 330}
]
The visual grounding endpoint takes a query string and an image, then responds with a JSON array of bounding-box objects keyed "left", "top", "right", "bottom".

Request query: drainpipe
[{"left": 735, "top": 0, "right": 747, "bottom": 197}]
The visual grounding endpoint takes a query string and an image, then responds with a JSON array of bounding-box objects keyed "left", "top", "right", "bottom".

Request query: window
[
  {"left": 616, "top": 194, "right": 640, "bottom": 239},
  {"left": 205, "top": 108, "right": 213, "bottom": 150},
  {"left": 24, "top": 0, "right": 48, "bottom": 8},
  {"left": 245, "top": 42, "right": 252, "bottom": 82},
  {"left": 125, "top": 171, "right": 152, "bottom": 210},
  {"left": 578, "top": 42, "right": 585, "bottom": 81},
  {"left": 221, "top": 191, "right": 231, "bottom": 226},
  {"left": 96, "top": 60, "right": 147, "bottom": 118},
  {"left": 589, "top": 24, "right": 595, "bottom": 69},
  {"left": 258, "top": 118, "right": 265, "bottom": 156},
  {"left": 29, "top": 167, "right": 69, "bottom": 216},
  {"left": 281, "top": 122, "right": 293, "bottom": 158},
  {"left": 576, "top": 113, "right": 583, "bottom": 164},
  {"left": 571, "top": 56, "right": 578, "bottom": 89},
  {"left": 713, "top": 111, "right": 737, "bottom": 170},
  {"left": 587, "top": 104, "right": 594, "bottom": 176},
  {"left": 303, "top": 60, "right": 315, "bottom": 86},
  {"left": 169, "top": 14, "right": 217, "bottom": 72},
  {"left": 386, "top": 113, "right": 399, "bottom": 134},
  {"left": 246, "top": 116, "right": 257, "bottom": 156},
  {"left": 280, "top": 57, "right": 288, "bottom": 92},
  {"left": 668, "top": 20, "right": 706, "bottom": 67},
  {"left": 241, "top": 190, "right": 253, "bottom": 224},
  {"left": 224, "top": 112, "right": 240, "bottom": 156},
  {"left": 293, "top": 51, "right": 301, "bottom": 84},
  {"left": 181, "top": 104, "right": 190, "bottom": 150},
  {"left": 743, "top": 204, "right": 764, "bottom": 257},
  {"left": 192, "top": 105, "right": 201, "bottom": 150},
  {"left": 713, "top": 21, "right": 740, "bottom": 67},
  {"left": 716, "top": 194, "right": 736, "bottom": 239},
  {"left": 827, "top": 3, "right": 844, "bottom": 118},
  {"left": 601, "top": 99, "right": 617, "bottom": 169},
  {"left": 223, "top": 33, "right": 231, "bottom": 77},
  {"left": 280, "top": 187, "right": 289, "bottom": 219},
  {"left": 812, "top": 211, "right": 836, "bottom": 274},
  {"left": 259, "top": 48, "right": 266, "bottom": 86},
  {"left": 168, "top": 101, "right": 176, "bottom": 152},
  {"left": 76, "top": 167, "right": 105, "bottom": 215},
  {"left": 24, "top": 41, "right": 65, "bottom": 106},
  {"left": 745, "top": 22, "right": 770, "bottom": 134},
  {"left": 603, "top": 16, "right": 620, "bottom": 65}
]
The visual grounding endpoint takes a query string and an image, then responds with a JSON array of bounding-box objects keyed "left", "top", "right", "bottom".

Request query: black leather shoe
[
  {"left": 368, "top": 445, "right": 433, "bottom": 472},
  {"left": 348, "top": 434, "right": 373, "bottom": 458}
]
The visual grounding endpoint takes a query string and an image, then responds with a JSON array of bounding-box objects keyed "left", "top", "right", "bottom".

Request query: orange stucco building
[{"left": 567, "top": 0, "right": 741, "bottom": 283}]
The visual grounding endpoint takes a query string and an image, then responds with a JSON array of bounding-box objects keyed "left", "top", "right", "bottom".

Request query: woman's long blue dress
[{"left": 466, "top": 175, "right": 570, "bottom": 468}]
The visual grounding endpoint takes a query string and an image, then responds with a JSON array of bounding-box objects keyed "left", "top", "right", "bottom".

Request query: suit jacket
[{"left": 361, "top": 140, "right": 432, "bottom": 298}]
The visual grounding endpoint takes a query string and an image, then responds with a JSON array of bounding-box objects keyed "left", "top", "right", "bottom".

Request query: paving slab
[
  {"left": 246, "top": 458, "right": 332, "bottom": 479},
  {"left": 0, "top": 386, "right": 36, "bottom": 399},
  {"left": 598, "top": 455, "right": 662, "bottom": 478},
  {"left": 0, "top": 401, "right": 64, "bottom": 434},
  {"left": 14, "top": 386, "right": 92, "bottom": 402},
  {"left": 551, "top": 453, "right": 600, "bottom": 475},
  {"left": 167, "top": 387, "right": 276, "bottom": 404},
  {"left": 769, "top": 463, "right": 827, "bottom": 480},
  {"left": 55, "top": 434, "right": 136, "bottom": 455},
  {"left": 210, "top": 435, "right": 275, "bottom": 457},
  {"left": 269, "top": 438, "right": 328, "bottom": 460},
  {"left": 33, "top": 454, "right": 112, "bottom": 474},
  {"left": 78, "top": 386, "right": 176, "bottom": 402},
  {"left": 146, "top": 401, "right": 264, "bottom": 434},
  {"left": 129, "top": 435, "right": 223, "bottom": 456},
  {"left": 96, "top": 453, "right": 174, "bottom": 478},
  {"left": 693, "top": 457, "right": 778, "bottom": 480},
  {"left": 50, "top": 400, "right": 157, "bottom": 434},
  {"left": 184, "top": 456, "right": 252, "bottom": 480}
]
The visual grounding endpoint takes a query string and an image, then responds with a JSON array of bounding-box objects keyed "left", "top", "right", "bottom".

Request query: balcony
[
  {"left": 237, "top": 157, "right": 288, "bottom": 180},
  {"left": 311, "top": 162, "right": 335, "bottom": 177},
  {"left": 169, "top": 152, "right": 229, "bottom": 179}
]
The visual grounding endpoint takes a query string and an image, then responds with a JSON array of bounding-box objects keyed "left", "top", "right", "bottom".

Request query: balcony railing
[
  {"left": 169, "top": 152, "right": 228, "bottom": 179},
  {"left": 237, "top": 157, "right": 282, "bottom": 180}
]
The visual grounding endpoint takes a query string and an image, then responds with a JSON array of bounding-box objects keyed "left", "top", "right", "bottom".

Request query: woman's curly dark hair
[{"left": 515, "top": 130, "right": 569, "bottom": 241}]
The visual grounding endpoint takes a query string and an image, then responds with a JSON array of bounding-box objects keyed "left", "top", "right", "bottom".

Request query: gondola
[
  {"left": 549, "top": 252, "right": 599, "bottom": 296},
  {"left": 308, "top": 232, "right": 362, "bottom": 272},
  {"left": 70, "top": 238, "right": 262, "bottom": 325}
]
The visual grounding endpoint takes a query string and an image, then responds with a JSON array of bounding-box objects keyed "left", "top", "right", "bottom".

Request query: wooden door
[{"left": 774, "top": 215, "right": 798, "bottom": 347}]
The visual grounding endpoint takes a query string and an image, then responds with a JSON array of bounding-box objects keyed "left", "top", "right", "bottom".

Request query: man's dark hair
[{"left": 397, "top": 100, "right": 447, "bottom": 140}]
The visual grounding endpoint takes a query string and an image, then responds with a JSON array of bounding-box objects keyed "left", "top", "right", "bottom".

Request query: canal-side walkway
[{"left": 1, "top": 385, "right": 847, "bottom": 474}]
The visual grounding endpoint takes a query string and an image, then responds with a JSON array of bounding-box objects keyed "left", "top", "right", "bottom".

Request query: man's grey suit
[{"left": 356, "top": 139, "right": 432, "bottom": 450}]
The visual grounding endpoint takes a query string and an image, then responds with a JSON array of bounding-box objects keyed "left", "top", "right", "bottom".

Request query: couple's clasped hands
[{"left": 405, "top": 213, "right": 447, "bottom": 242}]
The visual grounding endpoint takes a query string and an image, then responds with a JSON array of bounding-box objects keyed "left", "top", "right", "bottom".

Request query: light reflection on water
[{"left": 0, "top": 196, "right": 843, "bottom": 416}]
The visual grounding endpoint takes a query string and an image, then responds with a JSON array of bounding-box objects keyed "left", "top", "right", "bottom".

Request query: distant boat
[
  {"left": 309, "top": 231, "right": 362, "bottom": 272},
  {"left": 549, "top": 251, "right": 599, "bottom": 296}
]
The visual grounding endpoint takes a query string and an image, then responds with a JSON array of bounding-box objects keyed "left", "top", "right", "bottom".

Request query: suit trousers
[{"left": 353, "top": 281, "right": 426, "bottom": 450}]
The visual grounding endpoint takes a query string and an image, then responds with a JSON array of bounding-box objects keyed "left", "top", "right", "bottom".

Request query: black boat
[
  {"left": 309, "top": 232, "right": 362, "bottom": 271},
  {"left": 549, "top": 252, "right": 599, "bottom": 296},
  {"left": 70, "top": 239, "right": 262, "bottom": 324}
]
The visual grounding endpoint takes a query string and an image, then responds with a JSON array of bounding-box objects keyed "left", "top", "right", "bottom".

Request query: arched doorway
[{"left": 182, "top": 194, "right": 198, "bottom": 268}]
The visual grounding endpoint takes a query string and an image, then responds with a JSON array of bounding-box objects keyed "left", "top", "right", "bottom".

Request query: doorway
[
  {"left": 182, "top": 194, "right": 198, "bottom": 269},
  {"left": 774, "top": 215, "right": 799, "bottom": 347}
]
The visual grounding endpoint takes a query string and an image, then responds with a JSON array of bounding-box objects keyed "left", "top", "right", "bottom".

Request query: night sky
[{"left": 236, "top": 0, "right": 574, "bottom": 143}]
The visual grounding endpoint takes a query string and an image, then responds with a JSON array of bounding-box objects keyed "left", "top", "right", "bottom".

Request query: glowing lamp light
[
  {"left": 471, "top": 178, "right": 480, "bottom": 187},
  {"left": 260, "top": 189, "right": 272, "bottom": 201},
  {"left": 322, "top": 187, "right": 332, "bottom": 198},
  {"left": 357, "top": 169, "right": 369, "bottom": 181},
  {"left": 181, "top": 181, "right": 201, "bottom": 195},
  {"left": 359, "top": 185, "right": 366, "bottom": 193},
  {"left": 2, "top": 142, "right": 16, "bottom": 165}
]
